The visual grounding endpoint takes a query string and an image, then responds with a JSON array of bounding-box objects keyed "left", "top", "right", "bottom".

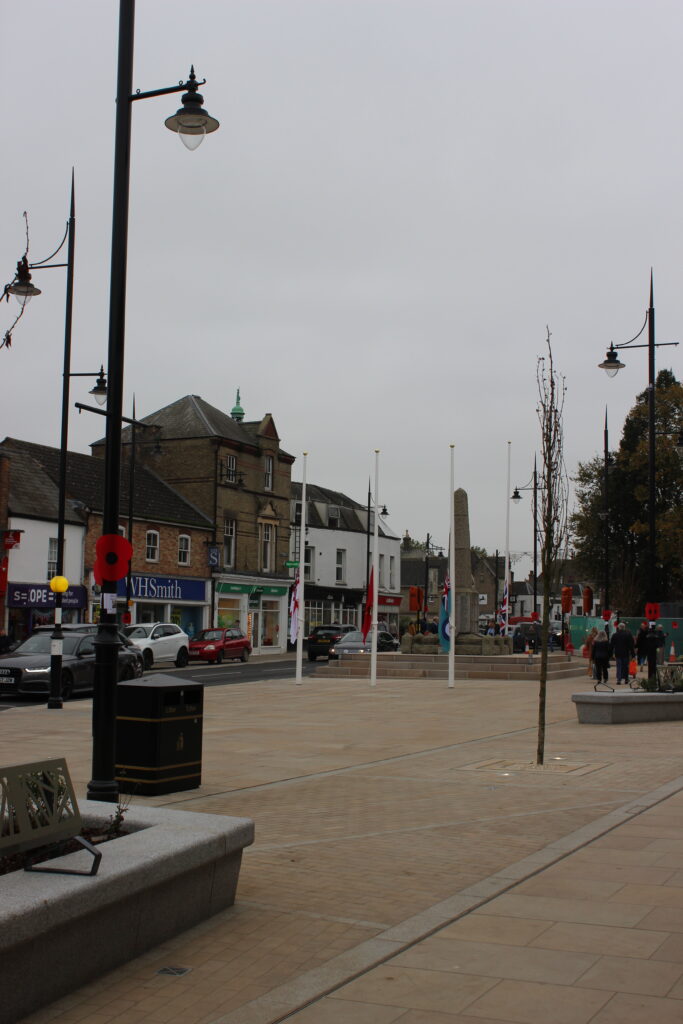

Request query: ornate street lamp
[
  {"left": 89, "top": 0, "right": 219, "bottom": 802},
  {"left": 597, "top": 274, "right": 679, "bottom": 604}
]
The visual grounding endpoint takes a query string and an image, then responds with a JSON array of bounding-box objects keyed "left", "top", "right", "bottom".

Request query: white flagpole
[
  {"left": 295, "top": 452, "right": 307, "bottom": 684},
  {"left": 448, "top": 443, "right": 455, "bottom": 688},
  {"left": 504, "top": 440, "right": 511, "bottom": 640},
  {"left": 370, "top": 449, "right": 380, "bottom": 687}
]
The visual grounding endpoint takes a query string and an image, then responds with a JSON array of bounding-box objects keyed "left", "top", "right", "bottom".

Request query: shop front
[
  {"left": 215, "top": 579, "right": 289, "bottom": 654},
  {"left": 378, "top": 594, "right": 401, "bottom": 635},
  {"left": 108, "top": 573, "right": 210, "bottom": 637},
  {"left": 6, "top": 582, "right": 88, "bottom": 644},
  {"left": 302, "top": 585, "right": 363, "bottom": 637}
]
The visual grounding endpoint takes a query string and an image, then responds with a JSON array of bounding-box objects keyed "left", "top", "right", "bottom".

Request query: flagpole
[
  {"left": 370, "top": 449, "right": 380, "bottom": 687},
  {"left": 295, "top": 452, "right": 307, "bottom": 684},
  {"left": 504, "top": 440, "right": 511, "bottom": 640},
  {"left": 448, "top": 444, "right": 455, "bottom": 688}
]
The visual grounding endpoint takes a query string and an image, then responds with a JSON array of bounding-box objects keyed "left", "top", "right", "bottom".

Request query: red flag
[{"left": 362, "top": 567, "right": 374, "bottom": 641}]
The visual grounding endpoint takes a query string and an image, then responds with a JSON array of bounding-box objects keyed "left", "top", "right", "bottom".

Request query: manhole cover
[{"left": 157, "top": 966, "right": 192, "bottom": 977}]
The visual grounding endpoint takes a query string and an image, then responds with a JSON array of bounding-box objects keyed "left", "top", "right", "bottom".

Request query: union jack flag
[{"left": 498, "top": 578, "right": 509, "bottom": 635}]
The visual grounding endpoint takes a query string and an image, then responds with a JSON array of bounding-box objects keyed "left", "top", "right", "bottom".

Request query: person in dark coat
[
  {"left": 635, "top": 621, "right": 648, "bottom": 672},
  {"left": 609, "top": 622, "right": 635, "bottom": 685},
  {"left": 644, "top": 623, "right": 665, "bottom": 682},
  {"left": 592, "top": 630, "right": 610, "bottom": 685}
]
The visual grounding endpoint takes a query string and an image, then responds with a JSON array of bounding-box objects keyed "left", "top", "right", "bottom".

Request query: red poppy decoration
[
  {"left": 94, "top": 534, "right": 133, "bottom": 583},
  {"left": 645, "top": 602, "right": 660, "bottom": 622}
]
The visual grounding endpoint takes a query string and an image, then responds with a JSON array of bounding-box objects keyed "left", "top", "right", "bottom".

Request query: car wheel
[
  {"left": 143, "top": 649, "right": 153, "bottom": 670},
  {"left": 240, "top": 648, "right": 249, "bottom": 663},
  {"left": 216, "top": 651, "right": 224, "bottom": 665},
  {"left": 134, "top": 657, "right": 144, "bottom": 677},
  {"left": 119, "top": 662, "right": 134, "bottom": 681},
  {"left": 175, "top": 647, "right": 189, "bottom": 668},
  {"left": 60, "top": 671, "right": 74, "bottom": 701}
]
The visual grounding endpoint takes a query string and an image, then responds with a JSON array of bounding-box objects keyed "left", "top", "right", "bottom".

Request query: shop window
[
  {"left": 146, "top": 530, "right": 159, "bottom": 562},
  {"left": 261, "top": 598, "right": 279, "bottom": 646},
  {"left": 178, "top": 534, "right": 191, "bottom": 566},
  {"left": 47, "top": 537, "right": 58, "bottom": 580},
  {"left": 264, "top": 455, "right": 274, "bottom": 491},
  {"left": 223, "top": 518, "right": 236, "bottom": 568}
]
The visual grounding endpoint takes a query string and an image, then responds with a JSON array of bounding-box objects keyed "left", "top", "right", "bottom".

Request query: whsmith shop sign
[{"left": 115, "top": 575, "right": 207, "bottom": 603}]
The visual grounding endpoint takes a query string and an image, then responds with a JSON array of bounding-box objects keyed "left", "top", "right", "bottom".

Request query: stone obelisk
[{"left": 452, "top": 488, "right": 480, "bottom": 635}]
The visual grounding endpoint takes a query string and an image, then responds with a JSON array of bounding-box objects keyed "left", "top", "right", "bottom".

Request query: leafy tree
[{"left": 571, "top": 370, "right": 683, "bottom": 610}]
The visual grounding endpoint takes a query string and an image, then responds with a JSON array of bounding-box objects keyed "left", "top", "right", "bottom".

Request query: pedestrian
[
  {"left": 429, "top": 617, "right": 439, "bottom": 634},
  {"left": 645, "top": 623, "right": 665, "bottom": 682},
  {"left": 609, "top": 622, "right": 635, "bottom": 686},
  {"left": 635, "top": 621, "right": 648, "bottom": 674},
  {"left": 656, "top": 625, "right": 667, "bottom": 666},
  {"left": 585, "top": 626, "right": 598, "bottom": 678},
  {"left": 592, "top": 629, "right": 610, "bottom": 685}
]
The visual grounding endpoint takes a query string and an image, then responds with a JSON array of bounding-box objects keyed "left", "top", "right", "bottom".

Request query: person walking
[
  {"left": 609, "top": 622, "right": 635, "bottom": 685},
  {"left": 592, "top": 630, "right": 611, "bottom": 686},
  {"left": 635, "top": 621, "right": 648, "bottom": 675},
  {"left": 585, "top": 626, "right": 598, "bottom": 678}
]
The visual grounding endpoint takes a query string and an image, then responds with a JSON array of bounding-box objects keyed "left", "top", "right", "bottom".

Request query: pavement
[{"left": 7, "top": 662, "right": 683, "bottom": 1024}]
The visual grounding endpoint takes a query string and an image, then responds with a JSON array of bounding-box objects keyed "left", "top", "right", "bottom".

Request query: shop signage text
[
  {"left": 116, "top": 575, "right": 206, "bottom": 603},
  {"left": 8, "top": 583, "right": 87, "bottom": 609}
]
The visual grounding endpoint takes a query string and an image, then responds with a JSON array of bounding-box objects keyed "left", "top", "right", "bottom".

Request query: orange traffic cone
[{"left": 670, "top": 642, "right": 677, "bottom": 663}]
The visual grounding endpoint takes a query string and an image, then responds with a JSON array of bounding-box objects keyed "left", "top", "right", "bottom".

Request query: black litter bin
[{"left": 115, "top": 673, "right": 204, "bottom": 796}]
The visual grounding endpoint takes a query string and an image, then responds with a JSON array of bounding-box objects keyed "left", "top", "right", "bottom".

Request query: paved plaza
[{"left": 6, "top": 663, "right": 683, "bottom": 1024}]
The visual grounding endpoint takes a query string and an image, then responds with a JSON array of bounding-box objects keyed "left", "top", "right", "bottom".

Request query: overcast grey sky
[{"left": 2, "top": 0, "right": 682, "bottom": 567}]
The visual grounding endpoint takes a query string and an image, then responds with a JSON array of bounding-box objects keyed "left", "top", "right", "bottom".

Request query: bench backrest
[{"left": 0, "top": 759, "right": 81, "bottom": 857}]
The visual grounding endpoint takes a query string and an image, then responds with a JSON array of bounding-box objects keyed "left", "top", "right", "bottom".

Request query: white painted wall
[{"left": 7, "top": 516, "right": 84, "bottom": 584}]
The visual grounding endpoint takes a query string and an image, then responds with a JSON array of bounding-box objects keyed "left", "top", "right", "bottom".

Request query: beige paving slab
[
  {"left": 609, "top": 883, "right": 683, "bottom": 908},
  {"left": 650, "top": 933, "right": 683, "bottom": 963},
  {"left": 475, "top": 894, "right": 652, "bottom": 928},
  {"left": 395, "top": 1013, "right": 519, "bottom": 1024},
  {"left": 328, "top": 965, "right": 498, "bottom": 1014},
  {"left": 282, "top": 998, "right": 405, "bottom": 1022},
  {"left": 589, "top": 991, "right": 683, "bottom": 1023},
  {"left": 512, "top": 876, "right": 625, "bottom": 900},
  {"left": 574, "top": 954, "right": 683, "bottom": 996},
  {"left": 462, "top": 979, "right": 612, "bottom": 1024},
  {"left": 528, "top": 920, "right": 668, "bottom": 958},
  {"left": 636, "top": 906, "right": 683, "bottom": 932},
  {"left": 437, "top": 916, "right": 553, "bottom": 947},
  {"left": 393, "top": 936, "right": 598, "bottom": 985}
]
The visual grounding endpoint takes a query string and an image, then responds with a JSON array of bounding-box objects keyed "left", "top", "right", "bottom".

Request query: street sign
[{"left": 285, "top": 560, "right": 299, "bottom": 568}]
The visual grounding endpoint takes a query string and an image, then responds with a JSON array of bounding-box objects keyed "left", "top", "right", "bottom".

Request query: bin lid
[{"left": 118, "top": 673, "right": 203, "bottom": 691}]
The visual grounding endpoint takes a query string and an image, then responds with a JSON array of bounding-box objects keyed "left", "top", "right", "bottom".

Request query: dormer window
[{"left": 328, "top": 505, "right": 340, "bottom": 527}]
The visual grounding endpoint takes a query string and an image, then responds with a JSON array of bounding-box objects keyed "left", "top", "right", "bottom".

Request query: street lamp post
[
  {"left": 511, "top": 454, "right": 539, "bottom": 618},
  {"left": 89, "top": 0, "right": 219, "bottom": 803},
  {"left": 3, "top": 177, "right": 107, "bottom": 708},
  {"left": 598, "top": 274, "right": 678, "bottom": 604}
]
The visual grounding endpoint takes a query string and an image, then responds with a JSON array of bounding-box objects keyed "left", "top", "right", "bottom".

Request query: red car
[{"left": 188, "top": 627, "right": 251, "bottom": 664}]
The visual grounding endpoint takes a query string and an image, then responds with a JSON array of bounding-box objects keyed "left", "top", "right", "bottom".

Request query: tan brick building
[{"left": 93, "top": 394, "right": 295, "bottom": 654}]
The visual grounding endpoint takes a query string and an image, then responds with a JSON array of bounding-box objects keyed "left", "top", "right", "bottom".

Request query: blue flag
[{"left": 439, "top": 576, "right": 451, "bottom": 652}]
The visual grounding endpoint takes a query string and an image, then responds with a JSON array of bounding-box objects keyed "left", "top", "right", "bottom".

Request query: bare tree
[{"left": 536, "top": 329, "right": 569, "bottom": 765}]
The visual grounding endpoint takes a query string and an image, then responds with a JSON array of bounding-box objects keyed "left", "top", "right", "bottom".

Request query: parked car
[
  {"left": 329, "top": 630, "right": 400, "bottom": 657},
  {"left": 189, "top": 627, "right": 251, "bottom": 664},
  {"left": 122, "top": 623, "right": 190, "bottom": 669},
  {"left": 307, "top": 624, "right": 357, "bottom": 661},
  {"left": 0, "top": 631, "right": 142, "bottom": 700},
  {"left": 33, "top": 624, "right": 145, "bottom": 676}
]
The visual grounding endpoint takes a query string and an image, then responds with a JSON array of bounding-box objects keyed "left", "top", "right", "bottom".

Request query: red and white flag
[
  {"left": 362, "top": 567, "right": 374, "bottom": 641},
  {"left": 289, "top": 570, "right": 300, "bottom": 645},
  {"left": 498, "top": 578, "right": 509, "bottom": 635}
]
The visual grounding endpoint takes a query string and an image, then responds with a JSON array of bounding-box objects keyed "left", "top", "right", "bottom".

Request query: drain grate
[
  {"left": 157, "top": 966, "right": 192, "bottom": 977},
  {"left": 460, "top": 757, "right": 607, "bottom": 776}
]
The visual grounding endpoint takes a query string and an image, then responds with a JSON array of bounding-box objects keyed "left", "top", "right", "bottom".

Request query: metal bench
[{"left": 0, "top": 758, "right": 101, "bottom": 875}]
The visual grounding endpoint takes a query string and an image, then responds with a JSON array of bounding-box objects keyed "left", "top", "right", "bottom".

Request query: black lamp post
[
  {"left": 89, "top": 0, "right": 219, "bottom": 803},
  {"left": 3, "top": 177, "right": 108, "bottom": 708},
  {"left": 598, "top": 274, "right": 678, "bottom": 604},
  {"left": 511, "top": 455, "right": 539, "bottom": 617}
]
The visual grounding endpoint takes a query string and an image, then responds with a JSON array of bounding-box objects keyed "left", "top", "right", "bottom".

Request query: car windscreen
[
  {"left": 123, "top": 626, "right": 152, "bottom": 639},
  {"left": 198, "top": 630, "right": 222, "bottom": 641},
  {"left": 340, "top": 631, "right": 363, "bottom": 642},
  {"left": 15, "top": 635, "right": 80, "bottom": 655}
]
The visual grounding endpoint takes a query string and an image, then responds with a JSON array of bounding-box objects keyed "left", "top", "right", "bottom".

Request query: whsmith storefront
[
  {"left": 108, "top": 573, "right": 210, "bottom": 638},
  {"left": 215, "top": 579, "right": 289, "bottom": 654}
]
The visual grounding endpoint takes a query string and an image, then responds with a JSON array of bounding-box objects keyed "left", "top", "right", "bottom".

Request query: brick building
[
  {"left": 94, "top": 393, "right": 295, "bottom": 654},
  {"left": 1, "top": 438, "right": 213, "bottom": 638}
]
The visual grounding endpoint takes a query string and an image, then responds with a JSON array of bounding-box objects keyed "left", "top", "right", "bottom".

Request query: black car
[
  {"left": 0, "top": 631, "right": 143, "bottom": 700},
  {"left": 307, "top": 624, "right": 357, "bottom": 661},
  {"left": 329, "top": 630, "right": 400, "bottom": 656},
  {"left": 33, "top": 624, "right": 145, "bottom": 676}
]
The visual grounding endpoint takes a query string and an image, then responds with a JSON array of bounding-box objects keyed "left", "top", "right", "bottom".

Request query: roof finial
[{"left": 231, "top": 387, "right": 244, "bottom": 422}]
